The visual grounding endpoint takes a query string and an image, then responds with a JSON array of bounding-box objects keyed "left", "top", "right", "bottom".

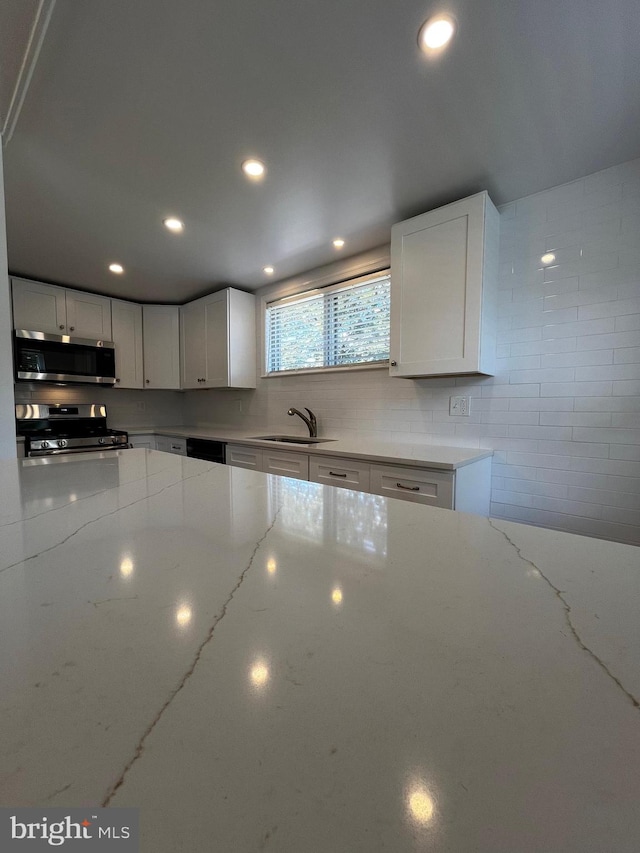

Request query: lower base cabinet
[
  {"left": 226, "top": 444, "right": 262, "bottom": 471},
  {"left": 262, "top": 449, "right": 309, "bottom": 480},
  {"left": 225, "top": 444, "right": 309, "bottom": 481},
  {"left": 309, "top": 455, "right": 371, "bottom": 492},
  {"left": 143, "top": 440, "right": 490, "bottom": 515},
  {"left": 227, "top": 445, "right": 490, "bottom": 514},
  {"left": 369, "top": 464, "right": 453, "bottom": 509},
  {"left": 129, "top": 434, "right": 157, "bottom": 450},
  {"left": 154, "top": 435, "right": 187, "bottom": 456}
]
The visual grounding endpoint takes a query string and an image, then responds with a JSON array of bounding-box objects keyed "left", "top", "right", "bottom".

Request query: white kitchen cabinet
[
  {"left": 11, "top": 279, "right": 66, "bottom": 334},
  {"left": 65, "top": 290, "right": 112, "bottom": 339},
  {"left": 111, "top": 299, "right": 144, "bottom": 388},
  {"left": 262, "top": 449, "right": 309, "bottom": 481},
  {"left": 180, "top": 288, "right": 256, "bottom": 389},
  {"left": 155, "top": 435, "right": 187, "bottom": 455},
  {"left": 390, "top": 191, "right": 499, "bottom": 377},
  {"left": 129, "top": 434, "right": 156, "bottom": 450},
  {"left": 11, "top": 277, "right": 112, "bottom": 339},
  {"left": 224, "top": 442, "right": 489, "bottom": 514},
  {"left": 226, "top": 444, "right": 262, "bottom": 471},
  {"left": 227, "top": 444, "right": 308, "bottom": 480},
  {"left": 142, "top": 305, "right": 181, "bottom": 389},
  {"left": 369, "top": 464, "right": 454, "bottom": 509},
  {"left": 309, "top": 455, "right": 371, "bottom": 492}
]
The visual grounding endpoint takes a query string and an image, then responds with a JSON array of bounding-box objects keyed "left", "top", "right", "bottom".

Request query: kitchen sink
[{"left": 251, "top": 435, "right": 336, "bottom": 445}]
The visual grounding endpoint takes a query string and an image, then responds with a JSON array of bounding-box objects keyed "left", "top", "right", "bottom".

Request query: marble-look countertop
[
  {"left": 1, "top": 449, "right": 639, "bottom": 852},
  {"left": 129, "top": 424, "right": 492, "bottom": 469}
]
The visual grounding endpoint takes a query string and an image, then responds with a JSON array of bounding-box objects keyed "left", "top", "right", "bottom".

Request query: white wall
[
  {"left": 0, "top": 144, "right": 16, "bottom": 457},
  {"left": 184, "top": 157, "right": 640, "bottom": 546}
]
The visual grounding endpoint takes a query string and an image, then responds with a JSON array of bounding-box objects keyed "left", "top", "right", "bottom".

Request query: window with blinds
[{"left": 265, "top": 272, "right": 391, "bottom": 374}]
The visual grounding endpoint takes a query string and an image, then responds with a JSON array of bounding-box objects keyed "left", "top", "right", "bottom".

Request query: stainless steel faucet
[{"left": 287, "top": 407, "right": 317, "bottom": 437}]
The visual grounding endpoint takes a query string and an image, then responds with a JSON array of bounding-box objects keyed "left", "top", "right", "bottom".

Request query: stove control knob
[
  {"left": 58, "top": 440, "right": 67, "bottom": 448},
  {"left": 112, "top": 436, "right": 118, "bottom": 444},
  {"left": 98, "top": 437, "right": 106, "bottom": 445},
  {"left": 41, "top": 441, "right": 50, "bottom": 449}
]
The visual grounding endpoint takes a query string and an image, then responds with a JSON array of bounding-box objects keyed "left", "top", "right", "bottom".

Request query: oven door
[{"left": 14, "top": 330, "right": 116, "bottom": 384}]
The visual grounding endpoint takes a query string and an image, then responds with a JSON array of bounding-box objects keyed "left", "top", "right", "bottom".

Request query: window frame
[{"left": 262, "top": 268, "right": 391, "bottom": 377}]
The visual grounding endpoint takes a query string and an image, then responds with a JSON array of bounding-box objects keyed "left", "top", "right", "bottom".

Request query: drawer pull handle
[
  {"left": 329, "top": 471, "right": 347, "bottom": 478},
  {"left": 396, "top": 482, "right": 420, "bottom": 491}
]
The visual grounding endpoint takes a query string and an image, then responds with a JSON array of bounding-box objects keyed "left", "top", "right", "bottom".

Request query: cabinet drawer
[
  {"left": 309, "top": 455, "right": 370, "bottom": 492},
  {"left": 226, "top": 444, "right": 262, "bottom": 471},
  {"left": 155, "top": 436, "right": 187, "bottom": 456},
  {"left": 262, "top": 450, "right": 309, "bottom": 481},
  {"left": 370, "top": 464, "right": 454, "bottom": 509},
  {"left": 129, "top": 434, "right": 156, "bottom": 450}
]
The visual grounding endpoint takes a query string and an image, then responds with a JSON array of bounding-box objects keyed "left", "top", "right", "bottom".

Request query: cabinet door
[
  {"left": 369, "top": 464, "right": 454, "bottom": 508},
  {"left": 65, "top": 290, "right": 112, "bottom": 339},
  {"left": 129, "top": 435, "right": 156, "bottom": 450},
  {"left": 111, "top": 300, "right": 144, "bottom": 388},
  {"left": 180, "top": 301, "right": 206, "bottom": 389},
  {"left": 11, "top": 278, "right": 67, "bottom": 334},
  {"left": 226, "top": 444, "right": 263, "bottom": 471},
  {"left": 309, "top": 455, "right": 370, "bottom": 492},
  {"left": 390, "top": 191, "right": 498, "bottom": 377},
  {"left": 155, "top": 436, "right": 187, "bottom": 455},
  {"left": 180, "top": 288, "right": 256, "bottom": 390},
  {"left": 262, "top": 450, "right": 309, "bottom": 481},
  {"left": 142, "top": 305, "right": 181, "bottom": 389}
]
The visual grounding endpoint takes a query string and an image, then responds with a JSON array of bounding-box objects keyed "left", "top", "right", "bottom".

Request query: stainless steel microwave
[{"left": 14, "top": 330, "right": 116, "bottom": 385}]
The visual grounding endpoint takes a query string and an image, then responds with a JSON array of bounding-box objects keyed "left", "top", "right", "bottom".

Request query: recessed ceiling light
[
  {"left": 418, "top": 14, "right": 456, "bottom": 51},
  {"left": 163, "top": 217, "right": 184, "bottom": 232},
  {"left": 242, "top": 158, "right": 266, "bottom": 179},
  {"left": 333, "top": 238, "right": 345, "bottom": 249},
  {"left": 263, "top": 266, "right": 274, "bottom": 275},
  {"left": 540, "top": 252, "right": 556, "bottom": 266},
  {"left": 108, "top": 263, "right": 124, "bottom": 274}
]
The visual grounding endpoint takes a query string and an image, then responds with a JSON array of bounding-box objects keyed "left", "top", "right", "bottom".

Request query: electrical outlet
[
  {"left": 136, "top": 401, "right": 146, "bottom": 412},
  {"left": 235, "top": 399, "right": 242, "bottom": 414},
  {"left": 449, "top": 395, "right": 470, "bottom": 417}
]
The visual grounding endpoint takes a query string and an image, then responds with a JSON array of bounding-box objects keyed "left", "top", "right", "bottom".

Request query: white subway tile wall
[
  {"left": 491, "top": 157, "right": 640, "bottom": 544},
  {"left": 184, "top": 157, "right": 640, "bottom": 546},
  {"left": 13, "top": 384, "right": 185, "bottom": 430}
]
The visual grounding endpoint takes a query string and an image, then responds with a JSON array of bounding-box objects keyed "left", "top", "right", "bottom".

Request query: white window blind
[{"left": 265, "top": 272, "right": 390, "bottom": 374}]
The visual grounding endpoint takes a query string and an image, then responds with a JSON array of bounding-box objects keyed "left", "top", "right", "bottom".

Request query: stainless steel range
[{"left": 16, "top": 404, "right": 129, "bottom": 457}]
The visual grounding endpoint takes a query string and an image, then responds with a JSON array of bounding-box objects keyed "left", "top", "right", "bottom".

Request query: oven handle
[{"left": 27, "top": 445, "right": 125, "bottom": 457}]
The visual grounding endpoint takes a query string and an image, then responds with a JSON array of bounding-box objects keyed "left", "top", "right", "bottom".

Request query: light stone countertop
[
  {"left": 128, "top": 424, "right": 492, "bottom": 469},
  {"left": 1, "top": 449, "right": 639, "bottom": 851}
]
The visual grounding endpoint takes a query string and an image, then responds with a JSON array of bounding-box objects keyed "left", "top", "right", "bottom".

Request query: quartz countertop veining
[
  {"left": 128, "top": 424, "right": 492, "bottom": 469},
  {"left": 1, "top": 449, "right": 639, "bottom": 852}
]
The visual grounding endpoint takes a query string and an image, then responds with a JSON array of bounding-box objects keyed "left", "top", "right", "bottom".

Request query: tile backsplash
[{"left": 14, "top": 384, "right": 184, "bottom": 430}]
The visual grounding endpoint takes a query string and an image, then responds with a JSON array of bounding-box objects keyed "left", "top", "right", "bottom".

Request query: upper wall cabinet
[
  {"left": 181, "top": 288, "right": 256, "bottom": 389},
  {"left": 111, "top": 299, "right": 144, "bottom": 389},
  {"left": 12, "top": 278, "right": 113, "bottom": 340},
  {"left": 142, "top": 305, "right": 181, "bottom": 390},
  {"left": 65, "top": 289, "right": 113, "bottom": 340},
  {"left": 11, "top": 279, "right": 65, "bottom": 334},
  {"left": 389, "top": 191, "right": 499, "bottom": 377}
]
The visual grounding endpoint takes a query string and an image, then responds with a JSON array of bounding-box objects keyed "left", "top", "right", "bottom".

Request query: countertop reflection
[{"left": 1, "top": 449, "right": 639, "bottom": 852}]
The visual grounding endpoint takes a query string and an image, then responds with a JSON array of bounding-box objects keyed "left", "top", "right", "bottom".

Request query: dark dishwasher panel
[{"left": 186, "top": 438, "right": 226, "bottom": 464}]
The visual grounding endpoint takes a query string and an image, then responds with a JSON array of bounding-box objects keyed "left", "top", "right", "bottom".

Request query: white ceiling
[{"left": 2, "top": 0, "right": 640, "bottom": 303}]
